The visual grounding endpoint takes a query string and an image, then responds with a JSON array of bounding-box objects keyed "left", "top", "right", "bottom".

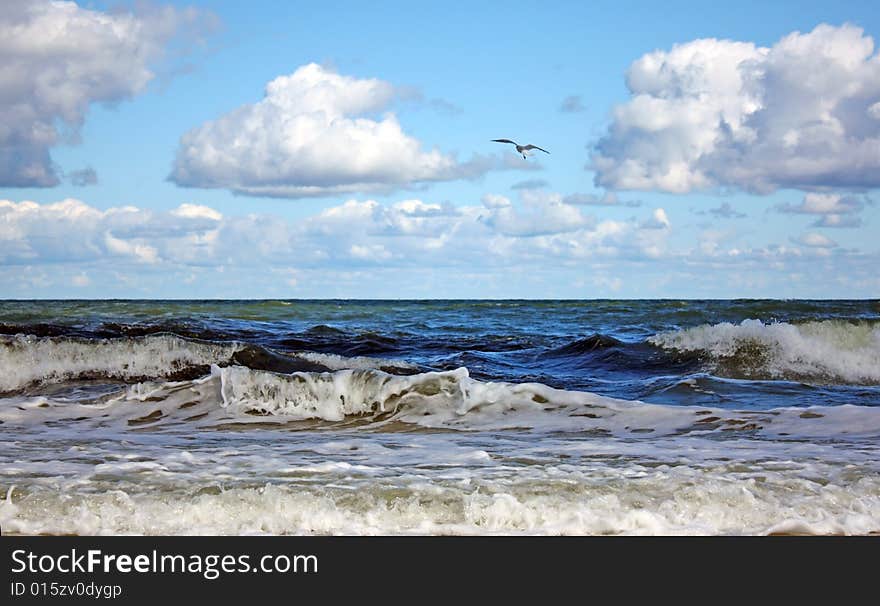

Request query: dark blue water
[{"left": 2, "top": 299, "right": 878, "bottom": 408}]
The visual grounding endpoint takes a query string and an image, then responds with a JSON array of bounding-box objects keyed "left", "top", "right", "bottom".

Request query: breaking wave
[
  {"left": 0, "top": 334, "right": 416, "bottom": 393},
  {"left": 4, "top": 475, "right": 879, "bottom": 535},
  {"left": 3, "top": 364, "right": 879, "bottom": 440},
  {"left": 649, "top": 319, "right": 880, "bottom": 384}
]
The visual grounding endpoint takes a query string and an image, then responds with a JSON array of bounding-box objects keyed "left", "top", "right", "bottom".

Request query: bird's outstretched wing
[
  {"left": 492, "top": 139, "right": 518, "bottom": 145},
  {"left": 523, "top": 144, "right": 550, "bottom": 154}
]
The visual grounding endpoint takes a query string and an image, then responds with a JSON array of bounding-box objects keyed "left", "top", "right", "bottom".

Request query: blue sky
[{"left": 1, "top": 0, "right": 879, "bottom": 298}]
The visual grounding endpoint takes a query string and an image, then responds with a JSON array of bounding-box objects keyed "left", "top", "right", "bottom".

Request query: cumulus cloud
[
  {"left": 171, "top": 203, "right": 223, "bottom": 221},
  {"left": 0, "top": 0, "right": 212, "bottom": 187},
  {"left": 640, "top": 208, "right": 671, "bottom": 230},
  {"left": 592, "top": 24, "right": 880, "bottom": 194},
  {"left": 480, "top": 193, "right": 593, "bottom": 237},
  {"left": 170, "top": 63, "right": 513, "bottom": 198}
]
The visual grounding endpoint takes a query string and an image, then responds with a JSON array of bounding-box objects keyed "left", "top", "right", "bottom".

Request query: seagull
[{"left": 492, "top": 139, "right": 550, "bottom": 159}]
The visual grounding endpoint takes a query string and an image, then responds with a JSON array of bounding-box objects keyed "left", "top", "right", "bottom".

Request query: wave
[
  {"left": 293, "top": 352, "right": 418, "bottom": 373},
  {"left": 0, "top": 320, "right": 255, "bottom": 342},
  {"left": 0, "top": 334, "right": 238, "bottom": 392},
  {"left": 0, "top": 334, "right": 416, "bottom": 393},
  {"left": 546, "top": 333, "right": 623, "bottom": 355},
  {"left": 280, "top": 330, "right": 539, "bottom": 357},
  {"left": 649, "top": 319, "right": 880, "bottom": 385},
  {"left": 4, "top": 474, "right": 879, "bottom": 535},
  {"left": 4, "top": 364, "right": 878, "bottom": 439},
  {"left": 279, "top": 326, "right": 402, "bottom": 356},
  {"left": 211, "top": 365, "right": 880, "bottom": 437},
  {"left": 0, "top": 320, "right": 411, "bottom": 358}
]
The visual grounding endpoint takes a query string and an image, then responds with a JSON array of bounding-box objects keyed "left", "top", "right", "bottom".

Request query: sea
[{"left": 1, "top": 299, "right": 879, "bottom": 535}]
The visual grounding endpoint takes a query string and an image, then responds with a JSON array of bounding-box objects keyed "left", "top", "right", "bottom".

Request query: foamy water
[
  {"left": 3, "top": 425, "right": 878, "bottom": 535},
  {"left": 650, "top": 319, "right": 880, "bottom": 384},
  {"left": 1, "top": 300, "right": 879, "bottom": 535}
]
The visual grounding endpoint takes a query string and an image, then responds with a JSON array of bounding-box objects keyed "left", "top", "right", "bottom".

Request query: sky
[{"left": 1, "top": 0, "right": 879, "bottom": 299}]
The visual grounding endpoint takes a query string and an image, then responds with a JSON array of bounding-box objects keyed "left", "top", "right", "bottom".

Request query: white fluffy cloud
[
  {"left": 0, "top": 0, "right": 210, "bottom": 187},
  {"left": 593, "top": 24, "right": 880, "bottom": 194},
  {"left": 480, "top": 192, "right": 593, "bottom": 237},
  {"left": 171, "top": 63, "right": 508, "bottom": 198},
  {"left": 641, "top": 208, "right": 671, "bottom": 230}
]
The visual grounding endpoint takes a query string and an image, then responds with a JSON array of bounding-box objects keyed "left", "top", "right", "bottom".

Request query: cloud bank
[
  {"left": 0, "top": 195, "right": 672, "bottom": 274},
  {"left": 2, "top": 196, "right": 874, "bottom": 298}
]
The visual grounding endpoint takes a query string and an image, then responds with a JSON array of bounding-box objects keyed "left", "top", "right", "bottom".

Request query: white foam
[
  {"left": 292, "top": 351, "right": 418, "bottom": 372},
  {"left": 0, "top": 334, "right": 420, "bottom": 394},
  {"left": 3, "top": 397, "right": 879, "bottom": 536},
  {"left": 650, "top": 319, "right": 880, "bottom": 384},
  {"left": 2, "top": 466, "right": 878, "bottom": 536},
  {"left": 4, "top": 364, "right": 879, "bottom": 439},
  {"left": 0, "top": 334, "right": 237, "bottom": 392},
  {"left": 213, "top": 365, "right": 880, "bottom": 437},
  {"left": 217, "top": 364, "right": 461, "bottom": 421},
  {"left": 212, "top": 364, "right": 709, "bottom": 433}
]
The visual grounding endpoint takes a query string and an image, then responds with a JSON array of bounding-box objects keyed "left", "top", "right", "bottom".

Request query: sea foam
[
  {"left": 3, "top": 464, "right": 878, "bottom": 536},
  {"left": 0, "top": 333, "right": 237, "bottom": 392},
  {"left": 649, "top": 319, "right": 880, "bottom": 384},
  {"left": 0, "top": 334, "right": 415, "bottom": 392},
  {"left": 3, "top": 364, "right": 879, "bottom": 440}
]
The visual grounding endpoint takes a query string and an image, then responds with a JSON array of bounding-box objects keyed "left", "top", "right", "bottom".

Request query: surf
[
  {"left": 649, "top": 319, "right": 880, "bottom": 384},
  {"left": 0, "top": 333, "right": 416, "bottom": 393}
]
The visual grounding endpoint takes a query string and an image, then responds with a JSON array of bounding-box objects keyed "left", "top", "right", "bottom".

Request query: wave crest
[
  {"left": 217, "top": 365, "right": 469, "bottom": 421},
  {"left": 0, "top": 334, "right": 237, "bottom": 393},
  {"left": 4, "top": 364, "right": 879, "bottom": 440},
  {"left": 649, "top": 319, "right": 880, "bottom": 384},
  {"left": 0, "top": 334, "right": 416, "bottom": 393}
]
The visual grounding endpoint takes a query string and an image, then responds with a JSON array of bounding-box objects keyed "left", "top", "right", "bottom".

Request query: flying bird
[{"left": 492, "top": 139, "right": 550, "bottom": 159}]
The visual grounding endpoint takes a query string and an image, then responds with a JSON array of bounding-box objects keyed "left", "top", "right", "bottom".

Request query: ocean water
[{"left": 1, "top": 299, "right": 879, "bottom": 535}]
